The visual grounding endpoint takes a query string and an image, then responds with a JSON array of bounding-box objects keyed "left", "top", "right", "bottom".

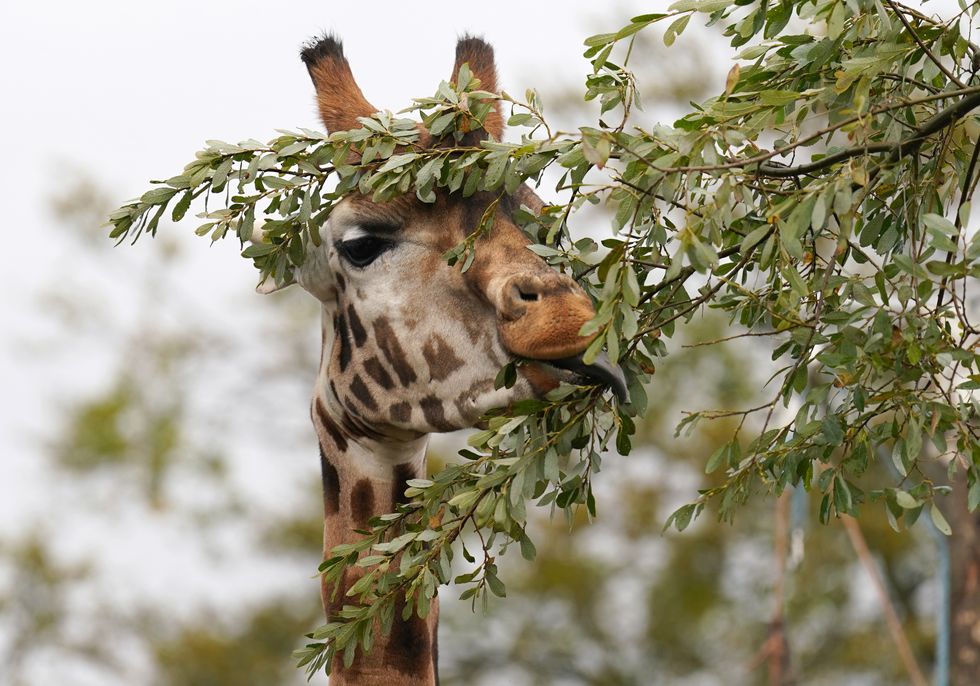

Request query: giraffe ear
[
  {"left": 300, "top": 34, "right": 378, "bottom": 133},
  {"left": 451, "top": 36, "right": 504, "bottom": 140}
]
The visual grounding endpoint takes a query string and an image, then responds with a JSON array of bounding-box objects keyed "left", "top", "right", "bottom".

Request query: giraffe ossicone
[{"left": 281, "top": 32, "right": 626, "bottom": 685}]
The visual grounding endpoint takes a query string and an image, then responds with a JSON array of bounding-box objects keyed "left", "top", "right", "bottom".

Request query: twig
[
  {"left": 681, "top": 330, "right": 781, "bottom": 348},
  {"left": 757, "top": 91, "right": 980, "bottom": 177},
  {"left": 840, "top": 515, "right": 930, "bottom": 686},
  {"left": 884, "top": 0, "right": 966, "bottom": 89},
  {"left": 619, "top": 87, "right": 980, "bottom": 177}
]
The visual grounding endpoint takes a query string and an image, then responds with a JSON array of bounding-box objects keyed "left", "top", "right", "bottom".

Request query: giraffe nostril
[{"left": 518, "top": 289, "right": 539, "bottom": 302}]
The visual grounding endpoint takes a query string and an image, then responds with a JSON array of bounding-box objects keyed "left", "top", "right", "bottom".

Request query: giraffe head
[{"left": 282, "top": 34, "right": 625, "bottom": 437}]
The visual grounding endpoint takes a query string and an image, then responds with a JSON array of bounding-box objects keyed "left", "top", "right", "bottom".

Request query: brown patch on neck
[
  {"left": 319, "top": 445, "right": 341, "bottom": 515},
  {"left": 390, "top": 401, "right": 412, "bottom": 424},
  {"left": 349, "top": 373, "right": 378, "bottom": 412},
  {"left": 350, "top": 479, "right": 375, "bottom": 528},
  {"left": 315, "top": 397, "right": 349, "bottom": 452},
  {"left": 391, "top": 462, "right": 418, "bottom": 508},
  {"left": 364, "top": 356, "right": 395, "bottom": 390},
  {"left": 373, "top": 316, "right": 418, "bottom": 386},
  {"left": 422, "top": 334, "right": 465, "bottom": 382},
  {"left": 386, "top": 596, "right": 434, "bottom": 677}
]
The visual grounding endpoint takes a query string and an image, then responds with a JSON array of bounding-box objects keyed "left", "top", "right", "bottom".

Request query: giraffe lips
[{"left": 549, "top": 352, "right": 628, "bottom": 402}]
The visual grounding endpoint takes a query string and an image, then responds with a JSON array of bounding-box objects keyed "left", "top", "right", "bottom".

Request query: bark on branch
[{"left": 756, "top": 91, "right": 980, "bottom": 178}]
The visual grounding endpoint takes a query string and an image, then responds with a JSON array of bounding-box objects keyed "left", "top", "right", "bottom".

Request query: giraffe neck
[{"left": 313, "top": 312, "right": 439, "bottom": 686}]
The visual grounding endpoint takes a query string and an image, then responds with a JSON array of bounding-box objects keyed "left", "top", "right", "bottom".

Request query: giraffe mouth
[{"left": 548, "top": 352, "right": 628, "bottom": 402}]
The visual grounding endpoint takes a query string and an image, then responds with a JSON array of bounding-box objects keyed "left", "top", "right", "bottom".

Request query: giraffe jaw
[{"left": 548, "top": 352, "right": 628, "bottom": 402}]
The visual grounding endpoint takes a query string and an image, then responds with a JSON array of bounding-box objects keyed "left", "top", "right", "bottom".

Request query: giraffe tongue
[{"left": 550, "top": 352, "right": 628, "bottom": 402}]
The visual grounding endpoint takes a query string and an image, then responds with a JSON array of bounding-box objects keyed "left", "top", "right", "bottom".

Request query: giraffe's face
[
  {"left": 297, "top": 189, "right": 606, "bottom": 435},
  {"left": 290, "top": 34, "right": 625, "bottom": 438}
]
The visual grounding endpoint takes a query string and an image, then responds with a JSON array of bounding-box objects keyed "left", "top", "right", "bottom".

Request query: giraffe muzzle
[{"left": 549, "top": 352, "right": 628, "bottom": 402}]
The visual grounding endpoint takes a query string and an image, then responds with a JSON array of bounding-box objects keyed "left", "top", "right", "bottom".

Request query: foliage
[
  {"left": 151, "top": 599, "right": 319, "bottom": 686},
  {"left": 110, "top": 0, "right": 980, "bottom": 676}
]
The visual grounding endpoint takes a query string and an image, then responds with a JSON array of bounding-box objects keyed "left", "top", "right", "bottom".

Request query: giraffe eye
[{"left": 337, "top": 236, "right": 393, "bottom": 268}]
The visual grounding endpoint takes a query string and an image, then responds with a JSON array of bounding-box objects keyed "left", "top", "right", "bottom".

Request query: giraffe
[{"left": 284, "top": 33, "right": 627, "bottom": 685}]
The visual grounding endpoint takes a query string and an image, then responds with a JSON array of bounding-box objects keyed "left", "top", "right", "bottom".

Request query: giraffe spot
[
  {"left": 422, "top": 334, "right": 465, "bottom": 382},
  {"left": 350, "top": 479, "right": 375, "bottom": 528},
  {"left": 315, "top": 397, "right": 349, "bottom": 452},
  {"left": 420, "top": 395, "right": 456, "bottom": 432},
  {"left": 335, "top": 273, "right": 346, "bottom": 291},
  {"left": 390, "top": 401, "right": 412, "bottom": 424},
  {"left": 347, "top": 304, "right": 368, "bottom": 347},
  {"left": 349, "top": 374, "right": 378, "bottom": 412},
  {"left": 363, "top": 356, "right": 395, "bottom": 390},
  {"left": 373, "top": 317, "right": 417, "bottom": 387},
  {"left": 391, "top": 462, "right": 417, "bottom": 508},
  {"left": 319, "top": 445, "right": 340, "bottom": 515},
  {"left": 335, "top": 312, "right": 352, "bottom": 372},
  {"left": 386, "top": 597, "right": 432, "bottom": 676}
]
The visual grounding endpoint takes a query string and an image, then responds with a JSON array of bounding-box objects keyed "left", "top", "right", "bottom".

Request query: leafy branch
[{"left": 109, "top": 0, "right": 980, "bottom": 676}]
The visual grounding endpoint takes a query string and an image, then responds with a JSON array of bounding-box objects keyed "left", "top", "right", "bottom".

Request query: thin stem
[{"left": 884, "top": 0, "right": 966, "bottom": 89}]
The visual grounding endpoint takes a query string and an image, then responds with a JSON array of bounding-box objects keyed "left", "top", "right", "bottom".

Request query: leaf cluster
[{"left": 110, "top": 0, "right": 980, "bottom": 675}]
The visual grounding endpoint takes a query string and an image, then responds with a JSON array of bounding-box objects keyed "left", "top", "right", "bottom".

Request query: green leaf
[
  {"left": 140, "top": 187, "right": 177, "bottom": 205},
  {"left": 705, "top": 443, "right": 728, "bottom": 473},
  {"left": 171, "top": 192, "right": 192, "bottom": 222},
  {"left": 242, "top": 243, "right": 277, "bottom": 258},
  {"left": 485, "top": 569, "right": 506, "bottom": 597},
  {"left": 759, "top": 90, "right": 801, "bottom": 105},
  {"left": 669, "top": 0, "right": 731, "bottom": 12},
  {"left": 922, "top": 213, "right": 957, "bottom": 236},
  {"left": 930, "top": 504, "right": 951, "bottom": 536},
  {"left": 894, "top": 490, "right": 919, "bottom": 509},
  {"left": 968, "top": 478, "right": 980, "bottom": 512},
  {"left": 740, "top": 224, "right": 771, "bottom": 254},
  {"left": 664, "top": 14, "right": 690, "bottom": 46}
]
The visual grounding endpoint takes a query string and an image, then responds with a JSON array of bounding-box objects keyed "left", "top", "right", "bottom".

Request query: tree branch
[
  {"left": 884, "top": 0, "right": 966, "bottom": 89},
  {"left": 756, "top": 90, "right": 980, "bottom": 177}
]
